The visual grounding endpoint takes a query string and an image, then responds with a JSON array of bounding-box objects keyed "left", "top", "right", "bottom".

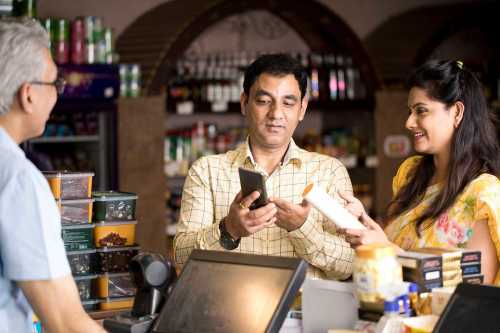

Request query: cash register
[{"left": 104, "top": 250, "right": 307, "bottom": 333}]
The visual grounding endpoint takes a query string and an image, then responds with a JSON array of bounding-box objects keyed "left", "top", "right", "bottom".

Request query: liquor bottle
[
  {"left": 309, "top": 53, "right": 320, "bottom": 101},
  {"left": 327, "top": 53, "right": 338, "bottom": 101},
  {"left": 346, "top": 57, "right": 355, "bottom": 100},
  {"left": 12, "top": 0, "right": 36, "bottom": 17},
  {"left": 336, "top": 55, "right": 346, "bottom": 100}
]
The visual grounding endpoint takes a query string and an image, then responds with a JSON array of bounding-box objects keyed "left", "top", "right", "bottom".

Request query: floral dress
[{"left": 384, "top": 156, "right": 500, "bottom": 284}]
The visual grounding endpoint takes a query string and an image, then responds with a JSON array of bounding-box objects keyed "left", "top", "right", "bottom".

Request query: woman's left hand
[{"left": 342, "top": 212, "right": 390, "bottom": 247}]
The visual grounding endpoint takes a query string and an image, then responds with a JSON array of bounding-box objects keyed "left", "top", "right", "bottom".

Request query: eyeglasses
[{"left": 30, "top": 77, "right": 66, "bottom": 96}]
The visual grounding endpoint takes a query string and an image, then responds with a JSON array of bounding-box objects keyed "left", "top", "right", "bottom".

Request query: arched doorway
[{"left": 116, "top": 0, "right": 380, "bottom": 96}]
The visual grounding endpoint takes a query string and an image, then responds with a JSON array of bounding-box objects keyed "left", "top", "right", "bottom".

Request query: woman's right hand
[
  {"left": 343, "top": 212, "right": 390, "bottom": 247},
  {"left": 338, "top": 191, "right": 366, "bottom": 219}
]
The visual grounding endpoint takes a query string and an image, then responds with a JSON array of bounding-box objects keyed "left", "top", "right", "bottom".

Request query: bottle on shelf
[
  {"left": 375, "top": 299, "right": 404, "bottom": 333},
  {"left": 40, "top": 15, "right": 117, "bottom": 66},
  {"left": 12, "top": 0, "right": 36, "bottom": 18},
  {"left": 166, "top": 51, "right": 369, "bottom": 113},
  {"left": 164, "top": 122, "right": 246, "bottom": 177}
]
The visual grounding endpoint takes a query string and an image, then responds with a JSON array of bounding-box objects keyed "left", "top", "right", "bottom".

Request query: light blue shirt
[{"left": 0, "top": 127, "right": 70, "bottom": 333}]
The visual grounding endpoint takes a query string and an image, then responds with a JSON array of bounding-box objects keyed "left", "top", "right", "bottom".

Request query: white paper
[{"left": 302, "top": 183, "right": 367, "bottom": 230}]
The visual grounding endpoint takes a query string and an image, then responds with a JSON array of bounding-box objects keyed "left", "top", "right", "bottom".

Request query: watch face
[
  {"left": 219, "top": 222, "right": 239, "bottom": 250},
  {"left": 220, "top": 231, "right": 238, "bottom": 250}
]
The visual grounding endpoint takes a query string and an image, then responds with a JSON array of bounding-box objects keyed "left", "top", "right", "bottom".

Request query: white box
[{"left": 302, "top": 278, "right": 359, "bottom": 333}]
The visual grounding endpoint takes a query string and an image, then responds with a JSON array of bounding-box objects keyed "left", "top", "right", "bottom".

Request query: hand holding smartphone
[{"left": 238, "top": 167, "right": 269, "bottom": 210}]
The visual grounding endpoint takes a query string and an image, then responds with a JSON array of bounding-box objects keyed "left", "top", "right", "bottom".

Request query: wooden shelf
[
  {"left": 166, "top": 99, "right": 375, "bottom": 115},
  {"left": 30, "top": 135, "right": 100, "bottom": 144}
]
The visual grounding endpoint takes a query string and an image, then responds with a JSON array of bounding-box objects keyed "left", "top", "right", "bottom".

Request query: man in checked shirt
[{"left": 174, "top": 53, "right": 355, "bottom": 279}]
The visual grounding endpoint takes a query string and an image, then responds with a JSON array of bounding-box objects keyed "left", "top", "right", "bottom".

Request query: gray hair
[{"left": 0, "top": 17, "right": 50, "bottom": 115}]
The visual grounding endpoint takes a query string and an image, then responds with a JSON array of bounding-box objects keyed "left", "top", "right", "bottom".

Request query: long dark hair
[{"left": 387, "top": 60, "right": 500, "bottom": 235}]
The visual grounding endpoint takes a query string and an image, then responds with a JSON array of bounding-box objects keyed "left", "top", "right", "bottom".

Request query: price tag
[
  {"left": 176, "top": 101, "right": 194, "bottom": 115},
  {"left": 211, "top": 101, "right": 228, "bottom": 113}
]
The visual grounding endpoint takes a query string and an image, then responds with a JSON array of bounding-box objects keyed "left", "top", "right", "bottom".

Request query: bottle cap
[
  {"left": 409, "top": 282, "right": 419, "bottom": 293},
  {"left": 383, "top": 299, "right": 399, "bottom": 313}
]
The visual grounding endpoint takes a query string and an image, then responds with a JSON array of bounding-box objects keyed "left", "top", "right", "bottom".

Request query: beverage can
[
  {"left": 71, "top": 17, "right": 85, "bottom": 64},
  {"left": 54, "top": 19, "right": 69, "bottom": 64},
  {"left": 84, "top": 16, "right": 95, "bottom": 63}
]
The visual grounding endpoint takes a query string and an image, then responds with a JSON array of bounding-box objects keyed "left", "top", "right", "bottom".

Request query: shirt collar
[
  {"left": 233, "top": 137, "right": 303, "bottom": 169},
  {"left": 0, "top": 126, "right": 25, "bottom": 158}
]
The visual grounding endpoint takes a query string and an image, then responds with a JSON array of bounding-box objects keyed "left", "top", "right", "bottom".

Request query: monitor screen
[
  {"left": 433, "top": 283, "right": 500, "bottom": 333},
  {"left": 151, "top": 250, "right": 307, "bottom": 333}
]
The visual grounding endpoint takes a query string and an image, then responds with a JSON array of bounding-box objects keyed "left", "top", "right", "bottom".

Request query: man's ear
[
  {"left": 240, "top": 92, "right": 248, "bottom": 116},
  {"left": 298, "top": 97, "right": 308, "bottom": 122},
  {"left": 18, "top": 83, "right": 35, "bottom": 114},
  {"left": 453, "top": 101, "right": 464, "bottom": 128}
]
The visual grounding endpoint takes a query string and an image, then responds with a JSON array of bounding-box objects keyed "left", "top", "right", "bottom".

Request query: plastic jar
[{"left": 353, "top": 244, "right": 403, "bottom": 304}]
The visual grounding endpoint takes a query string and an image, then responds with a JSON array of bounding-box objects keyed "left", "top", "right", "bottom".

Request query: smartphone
[{"left": 238, "top": 167, "right": 269, "bottom": 210}]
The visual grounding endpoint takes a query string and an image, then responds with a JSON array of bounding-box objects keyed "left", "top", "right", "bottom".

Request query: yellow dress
[{"left": 385, "top": 156, "right": 500, "bottom": 284}]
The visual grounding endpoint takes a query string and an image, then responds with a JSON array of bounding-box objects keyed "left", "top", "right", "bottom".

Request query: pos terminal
[{"left": 104, "top": 250, "right": 307, "bottom": 333}]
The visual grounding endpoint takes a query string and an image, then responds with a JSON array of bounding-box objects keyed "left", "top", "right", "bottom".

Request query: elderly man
[
  {"left": 0, "top": 18, "right": 105, "bottom": 332},
  {"left": 174, "top": 53, "right": 355, "bottom": 279}
]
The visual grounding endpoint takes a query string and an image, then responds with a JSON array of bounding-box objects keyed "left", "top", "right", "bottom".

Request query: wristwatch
[{"left": 219, "top": 218, "right": 241, "bottom": 250}]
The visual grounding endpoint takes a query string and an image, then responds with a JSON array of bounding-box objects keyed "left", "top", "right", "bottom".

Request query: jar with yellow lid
[{"left": 353, "top": 243, "right": 402, "bottom": 305}]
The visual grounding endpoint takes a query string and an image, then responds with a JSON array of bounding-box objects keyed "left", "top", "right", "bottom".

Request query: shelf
[
  {"left": 166, "top": 98, "right": 375, "bottom": 115},
  {"left": 30, "top": 135, "right": 100, "bottom": 144},
  {"left": 166, "top": 175, "right": 186, "bottom": 190},
  {"left": 308, "top": 99, "right": 375, "bottom": 111}
]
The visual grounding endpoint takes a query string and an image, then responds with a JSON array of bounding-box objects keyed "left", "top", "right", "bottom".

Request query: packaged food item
[
  {"left": 416, "top": 293, "right": 433, "bottom": 316},
  {"left": 402, "top": 315, "right": 439, "bottom": 333},
  {"left": 408, "top": 283, "right": 419, "bottom": 316},
  {"left": 43, "top": 171, "right": 94, "bottom": 199},
  {"left": 96, "top": 246, "right": 139, "bottom": 273},
  {"left": 412, "top": 247, "right": 461, "bottom": 271},
  {"left": 431, "top": 287, "right": 455, "bottom": 316},
  {"left": 61, "top": 223, "right": 95, "bottom": 251},
  {"left": 57, "top": 198, "right": 93, "bottom": 225},
  {"left": 71, "top": 17, "right": 85, "bottom": 64},
  {"left": 54, "top": 19, "right": 69, "bottom": 64},
  {"left": 94, "top": 221, "right": 137, "bottom": 247},
  {"left": 398, "top": 251, "right": 443, "bottom": 292},
  {"left": 82, "top": 299, "right": 100, "bottom": 312},
  {"left": 462, "top": 274, "right": 484, "bottom": 284},
  {"left": 374, "top": 299, "right": 404, "bottom": 333},
  {"left": 302, "top": 182, "right": 366, "bottom": 230},
  {"left": 67, "top": 249, "right": 97, "bottom": 276},
  {"left": 99, "top": 296, "right": 134, "bottom": 310},
  {"left": 97, "top": 272, "right": 136, "bottom": 298},
  {"left": 74, "top": 274, "right": 98, "bottom": 300},
  {"left": 353, "top": 244, "right": 402, "bottom": 306},
  {"left": 93, "top": 191, "right": 137, "bottom": 221}
]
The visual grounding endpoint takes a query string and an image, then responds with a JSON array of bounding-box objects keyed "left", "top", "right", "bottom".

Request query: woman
[{"left": 342, "top": 60, "right": 500, "bottom": 284}]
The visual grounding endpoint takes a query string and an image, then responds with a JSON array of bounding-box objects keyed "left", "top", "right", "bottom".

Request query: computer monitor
[
  {"left": 433, "top": 283, "right": 500, "bottom": 333},
  {"left": 151, "top": 250, "right": 307, "bottom": 333}
]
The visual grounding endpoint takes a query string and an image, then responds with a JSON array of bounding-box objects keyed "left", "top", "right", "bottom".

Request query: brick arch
[
  {"left": 365, "top": 2, "right": 500, "bottom": 86},
  {"left": 116, "top": 0, "right": 380, "bottom": 96}
]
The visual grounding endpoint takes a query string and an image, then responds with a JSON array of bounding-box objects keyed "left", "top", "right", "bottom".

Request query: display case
[{"left": 25, "top": 64, "right": 119, "bottom": 191}]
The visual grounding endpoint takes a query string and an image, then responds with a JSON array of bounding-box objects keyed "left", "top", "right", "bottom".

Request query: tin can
[
  {"left": 94, "top": 17, "right": 106, "bottom": 63},
  {"left": 84, "top": 16, "right": 95, "bottom": 64},
  {"left": 119, "top": 64, "right": 128, "bottom": 97},
  {"left": 104, "top": 28, "right": 114, "bottom": 64},
  {"left": 128, "top": 64, "right": 140, "bottom": 82},
  {"left": 128, "top": 81, "right": 140, "bottom": 98},
  {"left": 12, "top": 0, "right": 36, "bottom": 17},
  {"left": 128, "top": 64, "right": 141, "bottom": 98},
  {"left": 353, "top": 244, "right": 402, "bottom": 305},
  {"left": 41, "top": 18, "right": 53, "bottom": 53},
  {"left": 71, "top": 17, "right": 85, "bottom": 64},
  {"left": 54, "top": 19, "right": 69, "bottom": 64}
]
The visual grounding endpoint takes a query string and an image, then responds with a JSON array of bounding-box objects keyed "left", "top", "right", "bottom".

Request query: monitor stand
[{"left": 103, "top": 313, "right": 157, "bottom": 333}]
